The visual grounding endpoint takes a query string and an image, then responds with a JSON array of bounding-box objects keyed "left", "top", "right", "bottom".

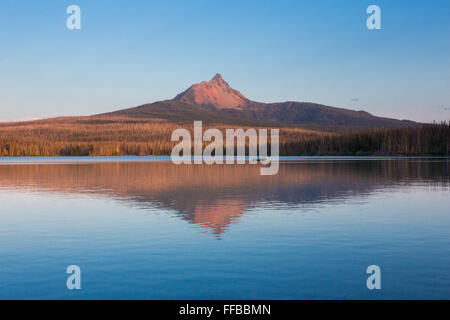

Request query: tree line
[
  {"left": 0, "top": 117, "right": 448, "bottom": 156},
  {"left": 281, "top": 122, "right": 450, "bottom": 156}
]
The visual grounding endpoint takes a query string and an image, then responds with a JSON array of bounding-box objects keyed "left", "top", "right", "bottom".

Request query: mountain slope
[
  {"left": 103, "top": 100, "right": 275, "bottom": 126},
  {"left": 243, "top": 102, "right": 415, "bottom": 128}
]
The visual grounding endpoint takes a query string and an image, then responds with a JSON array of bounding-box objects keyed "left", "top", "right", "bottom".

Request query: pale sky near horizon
[{"left": 0, "top": 0, "right": 449, "bottom": 123}]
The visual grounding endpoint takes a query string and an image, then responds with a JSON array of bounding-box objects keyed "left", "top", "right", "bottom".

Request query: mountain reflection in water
[{"left": 0, "top": 159, "right": 448, "bottom": 236}]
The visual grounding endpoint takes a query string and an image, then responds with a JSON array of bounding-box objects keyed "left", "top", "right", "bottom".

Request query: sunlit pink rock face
[{"left": 174, "top": 73, "right": 250, "bottom": 109}]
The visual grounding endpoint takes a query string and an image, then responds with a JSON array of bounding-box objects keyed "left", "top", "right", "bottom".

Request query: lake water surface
[{"left": 0, "top": 157, "right": 449, "bottom": 299}]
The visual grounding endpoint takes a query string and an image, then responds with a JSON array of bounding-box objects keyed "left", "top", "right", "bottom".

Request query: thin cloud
[{"left": 431, "top": 105, "right": 449, "bottom": 111}]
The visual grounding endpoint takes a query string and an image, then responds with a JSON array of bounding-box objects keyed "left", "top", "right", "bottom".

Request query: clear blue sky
[{"left": 0, "top": 0, "right": 449, "bottom": 122}]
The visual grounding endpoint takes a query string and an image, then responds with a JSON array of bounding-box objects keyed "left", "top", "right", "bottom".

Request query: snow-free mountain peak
[{"left": 174, "top": 73, "right": 250, "bottom": 109}]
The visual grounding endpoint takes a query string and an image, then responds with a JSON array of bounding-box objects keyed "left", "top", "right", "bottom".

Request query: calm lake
[{"left": 0, "top": 157, "right": 449, "bottom": 299}]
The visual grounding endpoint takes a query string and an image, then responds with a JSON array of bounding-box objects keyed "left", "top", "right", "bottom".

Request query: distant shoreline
[{"left": 0, "top": 155, "right": 448, "bottom": 164}]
